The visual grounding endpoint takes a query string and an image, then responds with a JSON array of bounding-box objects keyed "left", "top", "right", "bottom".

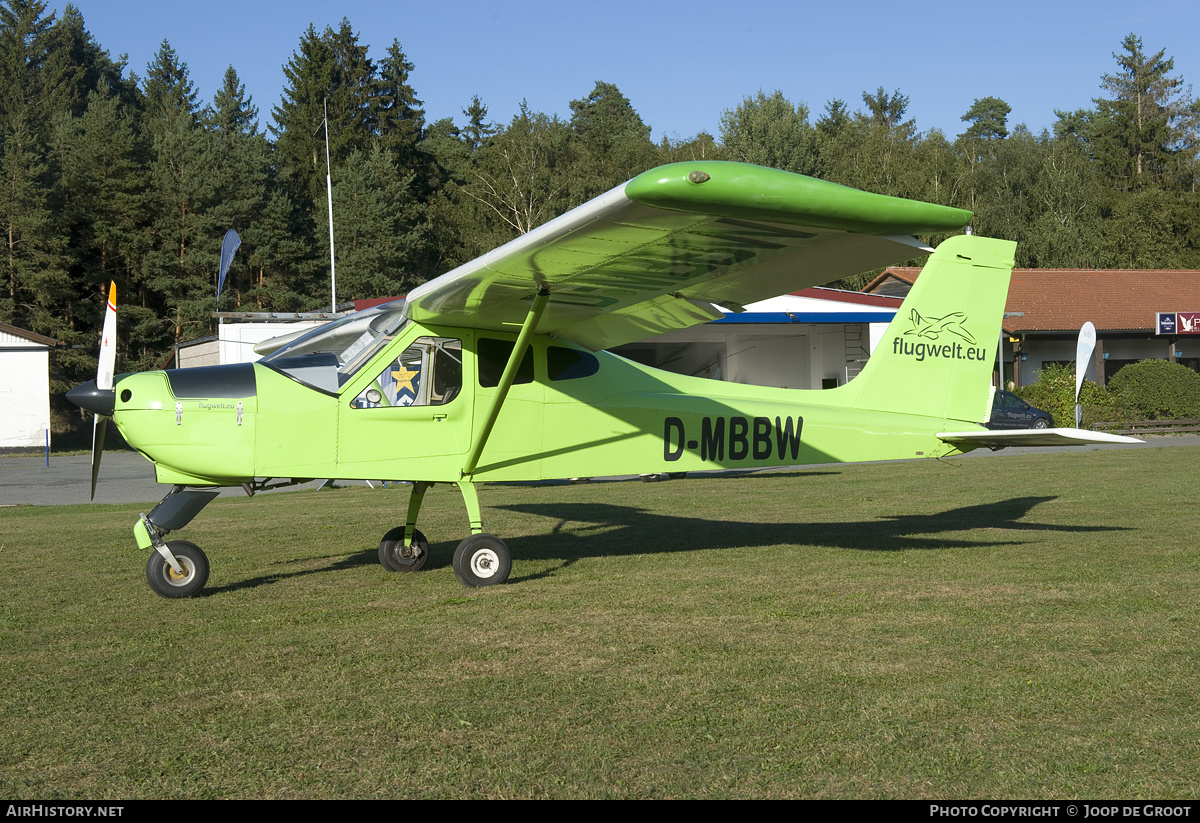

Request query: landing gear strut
[
  {"left": 134, "top": 488, "right": 220, "bottom": 599},
  {"left": 392, "top": 479, "right": 514, "bottom": 587}
]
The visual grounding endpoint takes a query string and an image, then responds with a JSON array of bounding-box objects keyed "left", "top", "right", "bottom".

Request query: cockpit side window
[
  {"left": 351, "top": 337, "right": 462, "bottom": 408},
  {"left": 477, "top": 337, "right": 534, "bottom": 388},
  {"left": 547, "top": 346, "right": 599, "bottom": 381}
]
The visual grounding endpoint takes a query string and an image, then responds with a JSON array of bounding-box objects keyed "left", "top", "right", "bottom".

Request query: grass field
[{"left": 2, "top": 446, "right": 1198, "bottom": 799}]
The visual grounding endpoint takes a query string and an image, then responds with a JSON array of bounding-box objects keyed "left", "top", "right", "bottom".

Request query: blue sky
[{"left": 49, "top": 0, "right": 1200, "bottom": 142}]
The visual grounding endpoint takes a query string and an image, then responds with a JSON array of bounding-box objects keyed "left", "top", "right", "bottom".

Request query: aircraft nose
[{"left": 66, "top": 379, "right": 116, "bottom": 416}]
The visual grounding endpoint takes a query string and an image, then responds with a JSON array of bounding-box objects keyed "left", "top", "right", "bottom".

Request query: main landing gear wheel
[
  {"left": 379, "top": 527, "right": 429, "bottom": 572},
  {"left": 452, "top": 533, "right": 511, "bottom": 587},
  {"left": 145, "top": 540, "right": 209, "bottom": 599}
]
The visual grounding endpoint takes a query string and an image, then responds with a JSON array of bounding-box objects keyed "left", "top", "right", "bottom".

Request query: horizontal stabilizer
[{"left": 937, "top": 428, "right": 1144, "bottom": 449}]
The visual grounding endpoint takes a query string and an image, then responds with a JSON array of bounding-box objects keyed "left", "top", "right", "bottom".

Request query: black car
[{"left": 987, "top": 390, "right": 1054, "bottom": 429}]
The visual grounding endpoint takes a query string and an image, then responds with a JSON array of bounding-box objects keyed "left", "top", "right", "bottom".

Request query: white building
[
  {"left": 174, "top": 292, "right": 904, "bottom": 393},
  {"left": 0, "top": 323, "right": 58, "bottom": 452},
  {"left": 613, "top": 287, "right": 902, "bottom": 390},
  {"left": 173, "top": 315, "right": 341, "bottom": 368}
]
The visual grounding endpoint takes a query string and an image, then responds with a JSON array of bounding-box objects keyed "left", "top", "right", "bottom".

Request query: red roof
[
  {"left": 353, "top": 296, "right": 405, "bottom": 311},
  {"left": 868, "top": 268, "right": 1200, "bottom": 333},
  {"left": 791, "top": 286, "right": 902, "bottom": 307}
]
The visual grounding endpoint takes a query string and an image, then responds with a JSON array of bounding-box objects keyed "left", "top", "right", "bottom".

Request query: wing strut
[{"left": 460, "top": 287, "right": 551, "bottom": 478}]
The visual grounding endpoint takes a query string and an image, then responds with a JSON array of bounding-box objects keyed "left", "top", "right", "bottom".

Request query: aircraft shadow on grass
[
  {"left": 489, "top": 494, "right": 1127, "bottom": 582},
  {"left": 203, "top": 492, "right": 1127, "bottom": 595}
]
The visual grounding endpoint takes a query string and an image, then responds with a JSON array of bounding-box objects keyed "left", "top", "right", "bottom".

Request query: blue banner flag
[{"left": 217, "top": 229, "right": 241, "bottom": 303}]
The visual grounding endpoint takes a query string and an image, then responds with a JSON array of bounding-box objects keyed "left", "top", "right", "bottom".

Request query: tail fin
[{"left": 835, "top": 234, "right": 1015, "bottom": 425}]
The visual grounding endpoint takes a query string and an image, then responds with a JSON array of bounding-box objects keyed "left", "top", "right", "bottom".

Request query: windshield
[{"left": 260, "top": 302, "right": 408, "bottom": 393}]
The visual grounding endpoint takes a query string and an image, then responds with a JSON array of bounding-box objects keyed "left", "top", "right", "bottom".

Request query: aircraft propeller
[{"left": 65, "top": 282, "right": 117, "bottom": 499}]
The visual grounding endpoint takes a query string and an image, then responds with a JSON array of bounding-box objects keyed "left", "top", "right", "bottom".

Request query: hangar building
[{"left": 612, "top": 287, "right": 901, "bottom": 389}]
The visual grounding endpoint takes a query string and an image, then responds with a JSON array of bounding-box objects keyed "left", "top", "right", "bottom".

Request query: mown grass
[{"left": 1, "top": 447, "right": 1198, "bottom": 798}]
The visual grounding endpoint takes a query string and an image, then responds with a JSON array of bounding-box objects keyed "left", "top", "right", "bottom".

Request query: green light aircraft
[{"left": 66, "top": 161, "right": 1138, "bottom": 598}]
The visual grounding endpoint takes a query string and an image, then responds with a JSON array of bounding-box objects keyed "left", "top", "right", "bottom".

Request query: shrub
[
  {"left": 1106, "top": 359, "right": 1200, "bottom": 420},
  {"left": 1014, "top": 362, "right": 1117, "bottom": 428}
]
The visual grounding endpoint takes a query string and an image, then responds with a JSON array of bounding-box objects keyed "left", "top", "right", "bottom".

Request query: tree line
[{"left": 1, "top": 2, "right": 1197, "bottom": 423}]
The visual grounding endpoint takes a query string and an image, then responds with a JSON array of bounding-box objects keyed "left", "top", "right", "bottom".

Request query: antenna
[{"left": 324, "top": 98, "right": 337, "bottom": 313}]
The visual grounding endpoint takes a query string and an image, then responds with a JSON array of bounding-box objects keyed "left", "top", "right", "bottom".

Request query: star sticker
[{"left": 391, "top": 364, "right": 418, "bottom": 394}]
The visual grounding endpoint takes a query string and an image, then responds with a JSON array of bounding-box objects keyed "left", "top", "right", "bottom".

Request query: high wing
[{"left": 405, "top": 162, "right": 972, "bottom": 350}]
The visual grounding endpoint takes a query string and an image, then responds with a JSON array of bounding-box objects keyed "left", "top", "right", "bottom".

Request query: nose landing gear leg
[{"left": 133, "top": 487, "right": 220, "bottom": 598}]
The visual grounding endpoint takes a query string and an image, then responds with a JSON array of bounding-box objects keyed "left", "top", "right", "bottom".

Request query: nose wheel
[
  {"left": 145, "top": 540, "right": 210, "bottom": 599},
  {"left": 452, "top": 533, "right": 511, "bottom": 587}
]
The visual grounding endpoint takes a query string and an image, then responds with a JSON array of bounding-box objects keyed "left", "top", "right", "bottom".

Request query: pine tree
[
  {"left": 323, "top": 144, "right": 425, "bottom": 299},
  {"left": 0, "top": 0, "right": 54, "bottom": 135},
  {"left": 242, "top": 186, "right": 312, "bottom": 311},
  {"left": 42, "top": 4, "right": 132, "bottom": 118},
  {"left": 460, "top": 95, "right": 495, "bottom": 152},
  {"left": 204, "top": 70, "right": 277, "bottom": 312},
  {"left": 861, "top": 87, "right": 914, "bottom": 135},
  {"left": 142, "top": 40, "right": 198, "bottom": 126},
  {"left": 960, "top": 97, "right": 1011, "bottom": 142},
  {"left": 271, "top": 25, "right": 333, "bottom": 213},
  {"left": 138, "top": 42, "right": 223, "bottom": 346},
  {"left": 207, "top": 65, "right": 259, "bottom": 136},
  {"left": 272, "top": 20, "right": 381, "bottom": 212},
  {"left": 377, "top": 40, "right": 422, "bottom": 160},
  {"left": 324, "top": 18, "right": 377, "bottom": 144},
  {"left": 0, "top": 118, "right": 57, "bottom": 326},
  {"left": 570, "top": 83, "right": 652, "bottom": 143},
  {"left": 1093, "top": 34, "right": 1190, "bottom": 190},
  {"left": 50, "top": 86, "right": 148, "bottom": 313},
  {"left": 1082, "top": 34, "right": 1200, "bottom": 266},
  {"left": 0, "top": 0, "right": 67, "bottom": 330},
  {"left": 567, "top": 81, "right": 656, "bottom": 200},
  {"left": 569, "top": 81, "right": 651, "bottom": 151},
  {"left": 144, "top": 108, "right": 222, "bottom": 344}
]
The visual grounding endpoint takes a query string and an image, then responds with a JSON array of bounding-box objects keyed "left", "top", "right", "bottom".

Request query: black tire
[
  {"left": 452, "top": 533, "right": 511, "bottom": 587},
  {"left": 1033, "top": 418, "right": 1050, "bottom": 429},
  {"left": 379, "top": 527, "right": 429, "bottom": 572},
  {"left": 145, "top": 540, "right": 209, "bottom": 599}
]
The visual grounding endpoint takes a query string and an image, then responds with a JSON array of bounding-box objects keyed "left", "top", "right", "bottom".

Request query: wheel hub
[
  {"left": 471, "top": 549, "right": 499, "bottom": 578},
  {"left": 166, "top": 558, "right": 194, "bottom": 584}
]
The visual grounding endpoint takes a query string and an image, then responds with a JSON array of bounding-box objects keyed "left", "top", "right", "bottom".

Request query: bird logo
[{"left": 903, "top": 309, "right": 977, "bottom": 345}]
